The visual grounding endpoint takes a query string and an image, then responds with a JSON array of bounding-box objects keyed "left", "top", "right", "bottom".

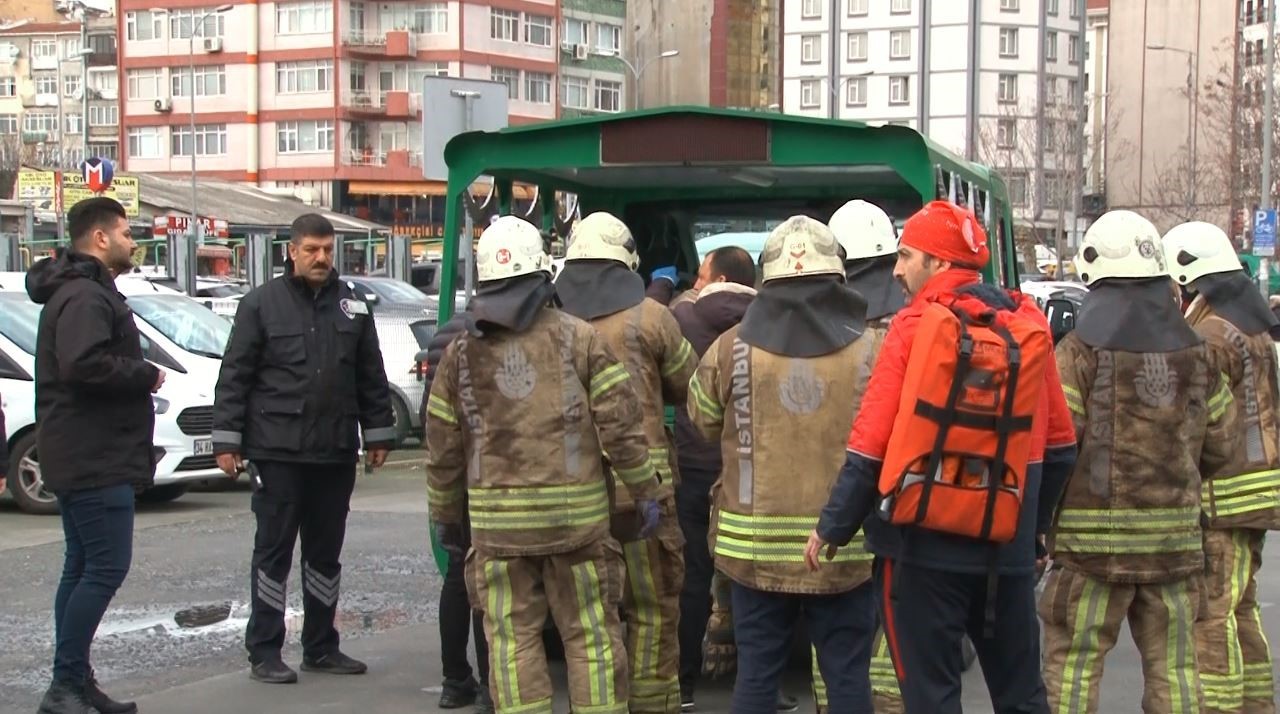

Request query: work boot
[
  {"left": 85, "top": 669, "right": 137, "bottom": 713},
  {"left": 680, "top": 688, "right": 696, "bottom": 711},
  {"left": 36, "top": 680, "right": 93, "bottom": 714},
  {"left": 438, "top": 676, "right": 478, "bottom": 708},
  {"left": 249, "top": 657, "right": 298, "bottom": 684},
  {"left": 301, "top": 650, "right": 368, "bottom": 675},
  {"left": 474, "top": 686, "right": 495, "bottom": 714},
  {"left": 776, "top": 692, "right": 799, "bottom": 712}
]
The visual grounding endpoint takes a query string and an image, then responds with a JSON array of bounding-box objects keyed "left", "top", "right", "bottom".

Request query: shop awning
[{"left": 346, "top": 180, "right": 536, "bottom": 200}]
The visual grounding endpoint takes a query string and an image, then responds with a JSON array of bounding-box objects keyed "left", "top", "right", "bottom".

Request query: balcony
[
  {"left": 340, "top": 146, "right": 420, "bottom": 180},
  {"left": 88, "top": 123, "right": 118, "bottom": 139},
  {"left": 22, "top": 131, "right": 57, "bottom": 144},
  {"left": 85, "top": 50, "right": 116, "bottom": 67},
  {"left": 341, "top": 89, "right": 418, "bottom": 119},
  {"left": 23, "top": 92, "right": 60, "bottom": 108},
  {"left": 341, "top": 29, "right": 417, "bottom": 59},
  {"left": 30, "top": 55, "right": 58, "bottom": 71}
]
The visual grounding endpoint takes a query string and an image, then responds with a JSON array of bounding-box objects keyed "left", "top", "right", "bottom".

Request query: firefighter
[
  {"left": 556, "top": 212, "right": 697, "bottom": 714},
  {"left": 425, "top": 215, "right": 662, "bottom": 714},
  {"left": 688, "top": 215, "right": 879, "bottom": 713},
  {"left": 1163, "top": 221, "right": 1279, "bottom": 714},
  {"left": 1041, "top": 210, "right": 1237, "bottom": 713},
  {"left": 828, "top": 198, "right": 905, "bottom": 714}
]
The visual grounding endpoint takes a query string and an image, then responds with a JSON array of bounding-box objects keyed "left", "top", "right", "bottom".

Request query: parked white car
[{"left": 0, "top": 283, "right": 230, "bottom": 514}]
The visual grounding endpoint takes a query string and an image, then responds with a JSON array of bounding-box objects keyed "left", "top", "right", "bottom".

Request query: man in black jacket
[
  {"left": 213, "top": 213, "right": 395, "bottom": 684},
  {"left": 28, "top": 196, "right": 162, "bottom": 714}
]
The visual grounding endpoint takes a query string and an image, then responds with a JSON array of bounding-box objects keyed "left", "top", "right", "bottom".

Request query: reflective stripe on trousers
[{"left": 1196, "top": 528, "right": 1275, "bottom": 714}]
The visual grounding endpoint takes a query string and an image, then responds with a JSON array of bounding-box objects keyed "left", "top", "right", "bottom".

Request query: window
[
  {"left": 1006, "top": 173, "right": 1028, "bottom": 206},
  {"left": 890, "top": 30, "right": 911, "bottom": 59},
  {"left": 275, "top": 1, "right": 330, "bottom": 34},
  {"left": 172, "top": 65, "right": 227, "bottom": 97},
  {"left": 999, "top": 27, "right": 1018, "bottom": 58},
  {"left": 34, "top": 73, "right": 58, "bottom": 95},
  {"left": 88, "top": 142, "right": 117, "bottom": 161},
  {"left": 378, "top": 5, "right": 413, "bottom": 31},
  {"left": 276, "top": 60, "right": 333, "bottom": 93},
  {"left": 1045, "top": 31, "right": 1058, "bottom": 61},
  {"left": 801, "top": 34, "right": 821, "bottom": 64},
  {"left": 23, "top": 111, "right": 57, "bottom": 133},
  {"left": 595, "top": 79, "right": 621, "bottom": 112},
  {"left": 848, "top": 32, "right": 867, "bottom": 61},
  {"left": 90, "top": 70, "right": 118, "bottom": 96},
  {"left": 846, "top": 76, "right": 867, "bottom": 106},
  {"left": 1068, "top": 35, "right": 1081, "bottom": 64},
  {"left": 414, "top": 3, "right": 447, "bottom": 33},
  {"left": 998, "top": 73, "right": 1017, "bottom": 103},
  {"left": 128, "top": 126, "right": 165, "bottom": 158},
  {"left": 171, "top": 123, "right": 227, "bottom": 156},
  {"left": 562, "top": 75, "right": 589, "bottom": 108},
  {"left": 89, "top": 104, "right": 118, "bottom": 126},
  {"left": 0, "top": 115, "right": 16, "bottom": 134},
  {"left": 1067, "top": 78, "right": 1079, "bottom": 101},
  {"left": 31, "top": 40, "right": 57, "bottom": 61},
  {"left": 1044, "top": 78, "right": 1058, "bottom": 104},
  {"left": 800, "top": 79, "right": 820, "bottom": 108},
  {"left": 277, "top": 120, "right": 333, "bottom": 153},
  {"left": 1047, "top": 0, "right": 1059, "bottom": 14},
  {"left": 1070, "top": 0, "right": 1081, "bottom": 18},
  {"left": 126, "top": 10, "right": 164, "bottom": 40},
  {"left": 525, "top": 14, "right": 553, "bottom": 47},
  {"left": 63, "top": 74, "right": 81, "bottom": 97},
  {"left": 997, "top": 119, "right": 1017, "bottom": 148},
  {"left": 349, "top": 61, "right": 367, "bottom": 91},
  {"left": 802, "top": 0, "right": 822, "bottom": 18},
  {"left": 1000, "top": 0, "right": 1018, "bottom": 10},
  {"left": 128, "top": 68, "right": 164, "bottom": 99},
  {"left": 563, "top": 18, "right": 587, "bottom": 46},
  {"left": 491, "top": 8, "right": 519, "bottom": 42},
  {"left": 62, "top": 38, "right": 81, "bottom": 59},
  {"left": 891, "top": 0, "right": 911, "bottom": 12},
  {"left": 491, "top": 66, "right": 520, "bottom": 99},
  {"left": 596, "top": 23, "right": 621, "bottom": 53},
  {"left": 889, "top": 75, "right": 910, "bottom": 104},
  {"left": 848, "top": 0, "right": 868, "bottom": 16},
  {"left": 65, "top": 113, "right": 82, "bottom": 134},
  {"left": 525, "top": 71, "right": 552, "bottom": 104},
  {"left": 170, "top": 8, "right": 226, "bottom": 39},
  {"left": 0, "top": 77, "right": 13, "bottom": 97}
]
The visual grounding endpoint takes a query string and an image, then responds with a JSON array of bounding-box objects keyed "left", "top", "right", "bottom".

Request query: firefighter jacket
[
  {"left": 424, "top": 306, "right": 660, "bottom": 557},
  {"left": 585, "top": 299, "right": 696, "bottom": 512},
  {"left": 688, "top": 324, "right": 879, "bottom": 595},
  {"left": 1186, "top": 297, "right": 1280, "bottom": 530},
  {"left": 1053, "top": 331, "right": 1238, "bottom": 583}
]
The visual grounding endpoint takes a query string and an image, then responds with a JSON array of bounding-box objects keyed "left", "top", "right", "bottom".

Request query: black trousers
[
  {"left": 246, "top": 460, "right": 357, "bottom": 663},
  {"left": 440, "top": 548, "right": 489, "bottom": 684},
  {"left": 675, "top": 466, "right": 716, "bottom": 692},
  {"left": 874, "top": 558, "right": 1049, "bottom": 714}
]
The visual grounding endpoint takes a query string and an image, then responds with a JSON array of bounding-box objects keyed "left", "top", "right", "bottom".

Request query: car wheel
[
  {"left": 8, "top": 432, "right": 59, "bottom": 515},
  {"left": 136, "top": 483, "right": 190, "bottom": 504},
  {"left": 391, "top": 394, "right": 411, "bottom": 447}
]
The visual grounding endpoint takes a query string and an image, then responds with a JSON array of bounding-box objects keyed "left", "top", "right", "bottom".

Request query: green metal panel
[
  {"left": 558, "top": 50, "right": 628, "bottom": 74},
  {"left": 562, "top": 0, "right": 627, "bottom": 17}
]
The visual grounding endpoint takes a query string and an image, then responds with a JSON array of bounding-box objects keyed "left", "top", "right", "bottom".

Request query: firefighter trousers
[
  {"left": 1196, "top": 528, "right": 1274, "bottom": 714},
  {"left": 245, "top": 461, "right": 356, "bottom": 664},
  {"left": 619, "top": 499, "right": 686, "bottom": 713},
  {"left": 466, "top": 538, "right": 629, "bottom": 714},
  {"left": 1040, "top": 565, "right": 1203, "bottom": 714}
]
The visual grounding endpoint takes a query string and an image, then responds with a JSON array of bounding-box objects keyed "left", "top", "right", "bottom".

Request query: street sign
[
  {"left": 81, "top": 157, "right": 114, "bottom": 193},
  {"left": 1254, "top": 209, "right": 1277, "bottom": 257}
]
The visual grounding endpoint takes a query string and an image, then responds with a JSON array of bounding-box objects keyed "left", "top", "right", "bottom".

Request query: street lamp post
[
  {"left": 1147, "top": 43, "right": 1199, "bottom": 215},
  {"left": 596, "top": 49, "right": 678, "bottom": 111}
]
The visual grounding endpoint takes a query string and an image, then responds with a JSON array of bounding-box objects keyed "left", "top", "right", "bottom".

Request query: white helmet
[
  {"left": 1161, "top": 221, "right": 1243, "bottom": 286},
  {"left": 828, "top": 199, "right": 897, "bottom": 261},
  {"left": 564, "top": 212, "right": 639, "bottom": 271},
  {"left": 476, "top": 215, "right": 552, "bottom": 283},
  {"left": 759, "top": 215, "right": 844, "bottom": 283},
  {"left": 1074, "top": 210, "right": 1168, "bottom": 286}
]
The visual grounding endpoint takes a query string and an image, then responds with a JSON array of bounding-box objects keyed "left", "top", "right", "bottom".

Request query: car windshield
[
  {"left": 127, "top": 294, "right": 232, "bottom": 358},
  {"left": 363, "top": 279, "right": 429, "bottom": 305},
  {"left": 200, "top": 284, "right": 247, "bottom": 298},
  {"left": 0, "top": 295, "right": 41, "bottom": 354}
]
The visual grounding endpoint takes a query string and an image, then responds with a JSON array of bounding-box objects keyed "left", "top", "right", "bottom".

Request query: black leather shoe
[
  {"left": 776, "top": 693, "right": 799, "bottom": 712},
  {"left": 438, "top": 676, "right": 478, "bottom": 708},
  {"left": 300, "top": 650, "right": 367, "bottom": 675},
  {"left": 474, "top": 686, "right": 495, "bottom": 714},
  {"left": 37, "top": 680, "right": 93, "bottom": 714},
  {"left": 85, "top": 670, "right": 137, "bottom": 713},
  {"left": 249, "top": 658, "right": 298, "bottom": 684}
]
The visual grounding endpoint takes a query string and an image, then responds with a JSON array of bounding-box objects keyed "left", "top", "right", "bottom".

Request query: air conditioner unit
[
  {"left": 203, "top": 37, "right": 223, "bottom": 53},
  {"left": 154, "top": 97, "right": 172, "bottom": 112},
  {"left": 574, "top": 44, "right": 588, "bottom": 61}
]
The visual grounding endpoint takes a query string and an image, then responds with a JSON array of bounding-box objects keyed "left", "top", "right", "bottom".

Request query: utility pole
[
  {"left": 451, "top": 89, "right": 478, "bottom": 301},
  {"left": 1263, "top": 0, "right": 1275, "bottom": 295}
]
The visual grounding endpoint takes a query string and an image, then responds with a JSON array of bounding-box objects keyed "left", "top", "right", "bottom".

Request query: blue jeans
[
  {"left": 53, "top": 484, "right": 135, "bottom": 684},
  {"left": 730, "top": 581, "right": 875, "bottom": 714}
]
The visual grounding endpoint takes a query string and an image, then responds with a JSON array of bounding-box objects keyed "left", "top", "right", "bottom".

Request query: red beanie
[{"left": 899, "top": 200, "right": 990, "bottom": 268}]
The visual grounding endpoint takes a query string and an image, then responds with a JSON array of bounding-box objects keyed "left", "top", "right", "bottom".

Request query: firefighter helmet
[
  {"left": 1074, "top": 210, "right": 1168, "bottom": 285},
  {"left": 828, "top": 199, "right": 897, "bottom": 261},
  {"left": 1161, "top": 221, "right": 1243, "bottom": 286},
  {"left": 476, "top": 215, "right": 552, "bottom": 282},
  {"left": 759, "top": 215, "right": 845, "bottom": 283},
  {"left": 564, "top": 212, "right": 640, "bottom": 271}
]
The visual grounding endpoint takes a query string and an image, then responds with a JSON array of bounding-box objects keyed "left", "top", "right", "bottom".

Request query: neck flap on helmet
[
  {"left": 845, "top": 254, "right": 905, "bottom": 321},
  {"left": 554, "top": 259, "right": 646, "bottom": 321},
  {"left": 738, "top": 276, "right": 867, "bottom": 357},
  {"left": 1074, "top": 277, "right": 1202, "bottom": 352},
  {"left": 1189, "top": 270, "right": 1280, "bottom": 338},
  {"left": 469, "top": 272, "right": 558, "bottom": 334}
]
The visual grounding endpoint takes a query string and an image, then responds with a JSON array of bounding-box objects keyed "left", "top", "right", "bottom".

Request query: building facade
[{"left": 559, "top": 0, "right": 628, "bottom": 116}]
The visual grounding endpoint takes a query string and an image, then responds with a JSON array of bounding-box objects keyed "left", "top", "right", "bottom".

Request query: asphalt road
[{"left": 0, "top": 455, "right": 1276, "bottom": 713}]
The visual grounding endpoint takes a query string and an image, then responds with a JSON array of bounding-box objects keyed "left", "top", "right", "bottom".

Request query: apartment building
[
  {"left": 1083, "top": 0, "right": 1107, "bottom": 200},
  {"left": 0, "top": 16, "right": 119, "bottom": 172},
  {"left": 559, "top": 0, "right": 627, "bottom": 116},
  {"left": 117, "top": 0, "right": 560, "bottom": 217},
  {"left": 782, "top": 0, "right": 1087, "bottom": 244}
]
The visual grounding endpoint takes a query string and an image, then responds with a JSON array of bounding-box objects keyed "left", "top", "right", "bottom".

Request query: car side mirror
[{"left": 1044, "top": 298, "right": 1077, "bottom": 344}]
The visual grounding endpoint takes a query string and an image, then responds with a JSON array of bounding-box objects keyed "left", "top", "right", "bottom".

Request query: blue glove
[
  {"left": 637, "top": 499, "right": 661, "bottom": 539},
  {"left": 651, "top": 266, "right": 678, "bottom": 285}
]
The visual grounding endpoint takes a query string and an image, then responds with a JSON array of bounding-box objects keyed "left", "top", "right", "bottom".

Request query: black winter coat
[
  {"left": 27, "top": 251, "right": 159, "bottom": 493},
  {"left": 212, "top": 265, "right": 395, "bottom": 464}
]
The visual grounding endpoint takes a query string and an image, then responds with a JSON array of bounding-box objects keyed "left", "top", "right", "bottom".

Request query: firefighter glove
[
  {"left": 637, "top": 499, "right": 660, "bottom": 540},
  {"left": 436, "top": 522, "right": 465, "bottom": 557}
]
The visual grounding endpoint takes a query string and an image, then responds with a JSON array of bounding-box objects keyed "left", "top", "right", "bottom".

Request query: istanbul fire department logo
[
  {"left": 1134, "top": 353, "right": 1177, "bottom": 409},
  {"left": 778, "top": 359, "right": 825, "bottom": 415},
  {"left": 496, "top": 248, "right": 512, "bottom": 265},
  {"left": 495, "top": 343, "right": 536, "bottom": 399}
]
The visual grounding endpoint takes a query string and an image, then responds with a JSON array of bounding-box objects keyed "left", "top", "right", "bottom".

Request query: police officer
[{"left": 212, "top": 213, "right": 396, "bottom": 684}]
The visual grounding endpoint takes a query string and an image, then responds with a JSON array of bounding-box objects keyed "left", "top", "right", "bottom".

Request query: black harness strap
[{"left": 981, "top": 323, "right": 1023, "bottom": 639}]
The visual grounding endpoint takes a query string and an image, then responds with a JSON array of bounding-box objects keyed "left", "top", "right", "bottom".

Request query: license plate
[{"left": 194, "top": 439, "right": 213, "bottom": 456}]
